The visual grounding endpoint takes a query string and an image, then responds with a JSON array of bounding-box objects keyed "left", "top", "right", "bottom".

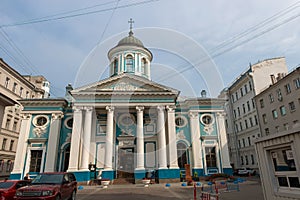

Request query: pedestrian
[{"left": 24, "top": 173, "right": 30, "bottom": 180}]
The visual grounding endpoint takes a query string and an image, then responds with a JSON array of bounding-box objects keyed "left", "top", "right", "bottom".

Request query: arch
[
  {"left": 141, "top": 57, "right": 147, "bottom": 74},
  {"left": 59, "top": 142, "right": 71, "bottom": 172},
  {"left": 125, "top": 55, "right": 134, "bottom": 72},
  {"left": 177, "top": 141, "right": 189, "bottom": 169},
  {"left": 113, "top": 58, "right": 118, "bottom": 75}
]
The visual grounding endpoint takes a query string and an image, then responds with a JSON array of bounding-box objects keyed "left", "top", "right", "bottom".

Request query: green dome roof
[{"left": 117, "top": 31, "right": 144, "bottom": 47}]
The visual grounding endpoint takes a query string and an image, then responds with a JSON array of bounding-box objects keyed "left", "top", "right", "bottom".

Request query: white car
[{"left": 237, "top": 167, "right": 256, "bottom": 176}]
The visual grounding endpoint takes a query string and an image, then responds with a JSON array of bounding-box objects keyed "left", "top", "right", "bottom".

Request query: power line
[
  {"left": 156, "top": 2, "right": 300, "bottom": 83},
  {"left": 0, "top": 0, "right": 159, "bottom": 28}
]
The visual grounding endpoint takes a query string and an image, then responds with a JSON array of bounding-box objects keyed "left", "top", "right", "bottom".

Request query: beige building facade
[
  {"left": 0, "top": 58, "right": 49, "bottom": 179},
  {"left": 221, "top": 57, "right": 288, "bottom": 171},
  {"left": 254, "top": 67, "right": 300, "bottom": 199}
]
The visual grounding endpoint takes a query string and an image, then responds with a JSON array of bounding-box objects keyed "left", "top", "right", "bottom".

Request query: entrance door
[
  {"left": 118, "top": 148, "right": 134, "bottom": 178},
  {"left": 205, "top": 147, "right": 217, "bottom": 167},
  {"left": 63, "top": 145, "right": 70, "bottom": 172}
]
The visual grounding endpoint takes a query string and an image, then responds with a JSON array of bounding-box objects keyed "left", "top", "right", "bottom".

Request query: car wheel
[{"left": 69, "top": 190, "right": 76, "bottom": 200}]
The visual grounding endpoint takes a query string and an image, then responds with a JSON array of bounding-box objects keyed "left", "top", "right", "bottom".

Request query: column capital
[
  {"left": 216, "top": 112, "right": 226, "bottom": 118},
  {"left": 20, "top": 113, "right": 31, "bottom": 120},
  {"left": 106, "top": 106, "right": 114, "bottom": 112},
  {"left": 84, "top": 106, "right": 94, "bottom": 112},
  {"left": 188, "top": 111, "right": 198, "bottom": 119},
  {"left": 157, "top": 105, "right": 165, "bottom": 112},
  {"left": 136, "top": 106, "right": 144, "bottom": 112},
  {"left": 166, "top": 105, "right": 176, "bottom": 112},
  {"left": 52, "top": 113, "right": 64, "bottom": 120},
  {"left": 73, "top": 106, "right": 84, "bottom": 113}
]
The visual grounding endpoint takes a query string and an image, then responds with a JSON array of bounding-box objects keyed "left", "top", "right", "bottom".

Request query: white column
[
  {"left": 157, "top": 106, "right": 167, "bottom": 169},
  {"left": 104, "top": 106, "right": 114, "bottom": 170},
  {"left": 68, "top": 107, "right": 83, "bottom": 171},
  {"left": 136, "top": 106, "right": 144, "bottom": 170},
  {"left": 189, "top": 111, "right": 203, "bottom": 169},
  {"left": 45, "top": 113, "right": 63, "bottom": 172},
  {"left": 166, "top": 106, "right": 179, "bottom": 169},
  {"left": 11, "top": 114, "right": 31, "bottom": 176},
  {"left": 80, "top": 107, "right": 93, "bottom": 170},
  {"left": 216, "top": 112, "right": 232, "bottom": 168}
]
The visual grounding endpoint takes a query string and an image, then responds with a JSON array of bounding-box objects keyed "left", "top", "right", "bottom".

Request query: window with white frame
[
  {"left": 269, "top": 93, "right": 274, "bottom": 103},
  {"left": 272, "top": 109, "right": 278, "bottom": 119},
  {"left": 280, "top": 106, "right": 286, "bottom": 116},
  {"left": 277, "top": 89, "right": 283, "bottom": 101},
  {"left": 289, "top": 101, "right": 296, "bottom": 112},
  {"left": 294, "top": 78, "right": 300, "bottom": 89},
  {"left": 270, "top": 147, "right": 300, "bottom": 189},
  {"left": 284, "top": 83, "right": 291, "bottom": 94}
]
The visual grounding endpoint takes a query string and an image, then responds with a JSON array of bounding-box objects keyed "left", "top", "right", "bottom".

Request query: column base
[
  {"left": 223, "top": 168, "right": 233, "bottom": 175},
  {"left": 68, "top": 170, "right": 91, "bottom": 182},
  {"left": 102, "top": 170, "right": 115, "bottom": 180},
  {"left": 157, "top": 168, "right": 180, "bottom": 183},
  {"left": 192, "top": 168, "right": 204, "bottom": 177},
  {"left": 134, "top": 169, "right": 146, "bottom": 183},
  {"left": 9, "top": 173, "right": 21, "bottom": 180}
]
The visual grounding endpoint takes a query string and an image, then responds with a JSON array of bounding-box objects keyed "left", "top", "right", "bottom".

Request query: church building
[{"left": 10, "top": 25, "right": 232, "bottom": 183}]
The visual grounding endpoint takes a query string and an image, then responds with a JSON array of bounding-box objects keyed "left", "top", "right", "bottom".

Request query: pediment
[{"left": 71, "top": 74, "right": 179, "bottom": 95}]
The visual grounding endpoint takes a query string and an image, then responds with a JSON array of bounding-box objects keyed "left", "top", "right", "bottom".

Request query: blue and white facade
[{"left": 10, "top": 30, "right": 232, "bottom": 183}]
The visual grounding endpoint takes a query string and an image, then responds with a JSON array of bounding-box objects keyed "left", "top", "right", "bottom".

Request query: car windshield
[
  {"left": 0, "top": 182, "right": 14, "bottom": 189},
  {"left": 31, "top": 174, "right": 63, "bottom": 184}
]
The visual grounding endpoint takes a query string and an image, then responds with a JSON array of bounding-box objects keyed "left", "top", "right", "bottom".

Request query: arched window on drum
[{"left": 125, "top": 55, "right": 134, "bottom": 72}]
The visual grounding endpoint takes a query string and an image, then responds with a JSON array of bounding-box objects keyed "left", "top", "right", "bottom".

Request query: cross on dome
[{"left": 128, "top": 18, "right": 134, "bottom": 36}]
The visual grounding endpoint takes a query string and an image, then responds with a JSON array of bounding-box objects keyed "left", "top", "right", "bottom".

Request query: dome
[{"left": 116, "top": 31, "right": 144, "bottom": 48}]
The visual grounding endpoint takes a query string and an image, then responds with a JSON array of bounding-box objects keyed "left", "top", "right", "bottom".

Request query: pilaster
[
  {"left": 189, "top": 111, "right": 203, "bottom": 169},
  {"left": 104, "top": 106, "right": 114, "bottom": 170},
  {"left": 157, "top": 106, "right": 167, "bottom": 169},
  {"left": 136, "top": 106, "right": 144, "bottom": 170}
]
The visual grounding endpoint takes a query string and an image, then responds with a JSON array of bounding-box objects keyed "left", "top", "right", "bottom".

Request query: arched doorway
[{"left": 177, "top": 142, "right": 188, "bottom": 169}]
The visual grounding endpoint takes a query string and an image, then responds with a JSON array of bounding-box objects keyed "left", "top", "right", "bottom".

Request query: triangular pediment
[{"left": 71, "top": 73, "right": 179, "bottom": 95}]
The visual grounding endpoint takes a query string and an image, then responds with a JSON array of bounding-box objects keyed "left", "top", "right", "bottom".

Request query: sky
[{"left": 0, "top": 0, "right": 299, "bottom": 98}]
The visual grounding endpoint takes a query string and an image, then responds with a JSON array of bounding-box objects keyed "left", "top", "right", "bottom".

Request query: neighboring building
[
  {"left": 0, "top": 58, "right": 49, "bottom": 179},
  {"left": 220, "top": 57, "right": 288, "bottom": 171},
  {"left": 254, "top": 67, "right": 300, "bottom": 199},
  {"left": 10, "top": 28, "right": 232, "bottom": 184}
]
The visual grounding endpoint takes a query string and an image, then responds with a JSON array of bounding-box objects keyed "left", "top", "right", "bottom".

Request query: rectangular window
[
  {"left": 269, "top": 94, "right": 274, "bottom": 103},
  {"left": 265, "top": 128, "right": 270, "bottom": 136},
  {"left": 12, "top": 82, "right": 17, "bottom": 93},
  {"left": 280, "top": 106, "right": 286, "bottom": 116},
  {"left": 240, "top": 122, "right": 243, "bottom": 131},
  {"left": 29, "top": 150, "right": 43, "bottom": 172},
  {"left": 241, "top": 156, "right": 244, "bottom": 165},
  {"left": 252, "top": 99, "right": 255, "bottom": 108},
  {"left": 251, "top": 154, "right": 255, "bottom": 165},
  {"left": 289, "top": 102, "right": 296, "bottom": 111},
  {"left": 249, "top": 81, "right": 252, "bottom": 91},
  {"left": 245, "top": 120, "right": 248, "bottom": 129},
  {"left": 19, "top": 87, "right": 23, "bottom": 97},
  {"left": 272, "top": 110, "right": 278, "bottom": 119},
  {"left": 237, "top": 107, "right": 240, "bottom": 117},
  {"left": 284, "top": 83, "right": 291, "bottom": 94},
  {"left": 12, "top": 121, "right": 18, "bottom": 131},
  {"left": 5, "top": 118, "right": 11, "bottom": 129},
  {"left": 249, "top": 117, "right": 253, "bottom": 127},
  {"left": 235, "top": 92, "right": 238, "bottom": 100},
  {"left": 9, "top": 140, "right": 14, "bottom": 151},
  {"left": 235, "top": 124, "right": 239, "bottom": 132},
  {"left": 259, "top": 99, "right": 264, "bottom": 108},
  {"left": 242, "top": 138, "right": 245, "bottom": 147},
  {"left": 245, "top": 155, "right": 248, "bottom": 165},
  {"left": 244, "top": 84, "right": 248, "bottom": 94},
  {"left": 271, "top": 147, "right": 299, "bottom": 189},
  {"left": 4, "top": 77, "right": 10, "bottom": 88},
  {"left": 25, "top": 91, "right": 29, "bottom": 99},
  {"left": 284, "top": 123, "right": 289, "bottom": 131},
  {"left": 254, "top": 115, "right": 258, "bottom": 125},
  {"left": 294, "top": 78, "right": 300, "bottom": 89},
  {"left": 238, "top": 140, "right": 241, "bottom": 148},
  {"left": 275, "top": 126, "right": 280, "bottom": 132},
  {"left": 243, "top": 104, "right": 246, "bottom": 113},
  {"left": 248, "top": 137, "right": 251, "bottom": 146},
  {"left": 233, "top": 110, "right": 236, "bottom": 119},
  {"left": 240, "top": 88, "right": 244, "bottom": 97},
  {"left": 247, "top": 101, "right": 250, "bottom": 111},
  {"left": 231, "top": 95, "right": 235, "bottom": 103},
  {"left": 2, "top": 138, "right": 7, "bottom": 150},
  {"left": 262, "top": 114, "right": 267, "bottom": 124},
  {"left": 277, "top": 89, "right": 283, "bottom": 101}
]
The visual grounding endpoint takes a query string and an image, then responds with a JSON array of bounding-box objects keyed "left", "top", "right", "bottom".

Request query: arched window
[
  {"left": 141, "top": 58, "right": 146, "bottom": 74},
  {"left": 113, "top": 59, "right": 118, "bottom": 74},
  {"left": 126, "top": 55, "right": 134, "bottom": 72},
  {"left": 177, "top": 142, "right": 188, "bottom": 169}
]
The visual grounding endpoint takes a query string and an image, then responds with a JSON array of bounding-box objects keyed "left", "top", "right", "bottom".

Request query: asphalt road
[{"left": 76, "top": 177, "right": 264, "bottom": 200}]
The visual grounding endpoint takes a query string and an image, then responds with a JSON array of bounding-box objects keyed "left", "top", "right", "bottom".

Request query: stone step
[{"left": 113, "top": 178, "right": 135, "bottom": 184}]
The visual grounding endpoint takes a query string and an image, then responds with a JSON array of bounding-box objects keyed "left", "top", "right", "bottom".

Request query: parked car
[
  {"left": 237, "top": 167, "right": 256, "bottom": 176},
  {"left": 0, "top": 180, "right": 31, "bottom": 200},
  {"left": 15, "top": 172, "right": 77, "bottom": 200}
]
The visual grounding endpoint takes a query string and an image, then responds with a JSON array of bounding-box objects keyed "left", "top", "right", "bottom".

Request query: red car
[
  {"left": 0, "top": 180, "right": 30, "bottom": 200},
  {"left": 15, "top": 172, "right": 77, "bottom": 200}
]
